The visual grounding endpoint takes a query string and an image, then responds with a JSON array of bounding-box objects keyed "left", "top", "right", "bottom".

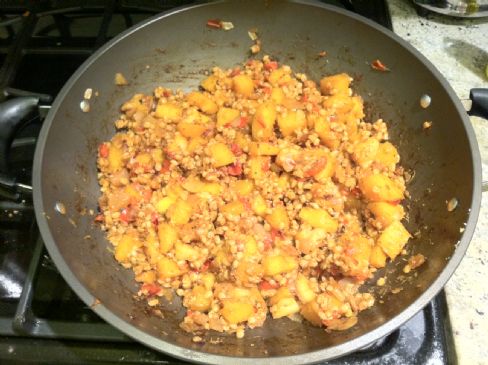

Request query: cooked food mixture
[{"left": 96, "top": 56, "right": 410, "bottom": 338}]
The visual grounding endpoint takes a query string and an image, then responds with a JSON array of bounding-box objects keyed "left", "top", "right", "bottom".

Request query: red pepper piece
[
  {"left": 98, "top": 143, "right": 109, "bottom": 158},
  {"left": 227, "top": 163, "right": 242, "bottom": 176},
  {"left": 264, "top": 61, "right": 278, "bottom": 71},
  {"left": 304, "top": 157, "right": 327, "bottom": 177},
  {"left": 141, "top": 283, "right": 161, "bottom": 296},
  {"left": 206, "top": 19, "right": 222, "bottom": 29},
  {"left": 371, "top": 59, "right": 390, "bottom": 72},
  {"left": 258, "top": 280, "right": 279, "bottom": 291}
]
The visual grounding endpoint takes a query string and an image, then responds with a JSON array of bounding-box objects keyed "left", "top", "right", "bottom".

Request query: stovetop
[{"left": 0, "top": 1, "right": 455, "bottom": 364}]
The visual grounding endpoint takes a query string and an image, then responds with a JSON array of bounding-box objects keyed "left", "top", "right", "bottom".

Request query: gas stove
[{"left": 0, "top": 1, "right": 455, "bottom": 364}]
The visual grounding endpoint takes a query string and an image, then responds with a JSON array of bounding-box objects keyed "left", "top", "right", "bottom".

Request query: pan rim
[{"left": 32, "top": 0, "right": 482, "bottom": 364}]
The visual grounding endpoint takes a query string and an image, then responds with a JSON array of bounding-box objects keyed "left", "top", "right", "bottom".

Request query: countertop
[{"left": 387, "top": 1, "right": 488, "bottom": 364}]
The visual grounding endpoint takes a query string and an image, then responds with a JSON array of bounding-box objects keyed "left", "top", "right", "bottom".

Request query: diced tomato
[
  {"left": 263, "top": 236, "right": 273, "bottom": 251},
  {"left": 141, "top": 283, "right": 161, "bottom": 296},
  {"left": 262, "top": 87, "right": 272, "bottom": 95},
  {"left": 239, "top": 197, "right": 251, "bottom": 210},
  {"left": 261, "top": 158, "right": 270, "bottom": 172},
  {"left": 230, "top": 67, "right": 241, "bottom": 77},
  {"left": 371, "top": 59, "right": 390, "bottom": 72},
  {"left": 270, "top": 228, "right": 283, "bottom": 242},
  {"left": 350, "top": 187, "right": 361, "bottom": 198},
  {"left": 164, "top": 149, "right": 175, "bottom": 160},
  {"left": 120, "top": 207, "right": 134, "bottom": 223},
  {"left": 98, "top": 143, "right": 109, "bottom": 158},
  {"left": 94, "top": 213, "right": 104, "bottom": 222},
  {"left": 264, "top": 61, "right": 278, "bottom": 71},
  {"left": 206, "top": 19, "right": 222, "bottom": 29},
  {"left": 237, "top": 116, "right": 249, "bottom": 128},
  {"left": 160, "top": 159, "right": 170, "bottom": 173},
  {"left": 200, "top": 259, "right": 212, "bottom": 272},
  {"left": 227, "top": 163, "right": 242, "bottom": 176},
  {"left": 258, "top": 280, "right": 279, "bottom": 291},
  {"left": 143, "top": 188, "right": 152, "bottom": 202},
  {"left": 151, "top": 212, "right": 159, "bottom": 226},
  {"left": 162, "top": 89, "right": 171, "bottom": 97},
  {"left": 230, "top": 143, "right": 242, "bottom": 156},
  {"left": 304, "top": 157, "right": 327, "bottom": 177}
]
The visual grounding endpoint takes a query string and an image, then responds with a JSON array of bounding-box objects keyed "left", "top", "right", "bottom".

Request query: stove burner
[{"left": 0, "top": 1, "right": 454, "bottom": 364}]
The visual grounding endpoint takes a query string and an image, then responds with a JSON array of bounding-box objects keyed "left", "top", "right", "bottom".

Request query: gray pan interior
[{"left": 32, "top": 1, "right": 481, "bottom": 364}]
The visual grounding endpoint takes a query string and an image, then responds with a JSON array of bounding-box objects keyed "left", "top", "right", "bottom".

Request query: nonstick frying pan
[{"left": 30, "top": 1, "right": 482, "bottom": 364}]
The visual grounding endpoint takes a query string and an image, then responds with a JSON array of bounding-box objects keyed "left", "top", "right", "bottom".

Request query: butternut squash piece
[
  {"left": 352, "top": 138, "right": 380, "bottom": 168},
  {"left": 232, "top": 74, "right": 254, "bottom": 97},
  {"left": 277, "top": 110, "right": 306, "bottom": 137},
  {"left": 115, "top": 234, "right": 139, "bottom": 263},
  {"left": 300, "top": 300, "right": 322, "bottom": 326},
  {"left": 313, "top": 155, "right": 336, "bottom": 183},
  {"left": 217, "top": 107, "right": 240, "bottom": 127},
  {"left": 295, "top": 228, "right": 327, "bottom": 254},
  {"left": 251, "top": 194, "right": 267, "bottom": 216},
  {"left": 313, "top": 116, "right": 340, "bottom": 149},
  {"left": 108, "top": 145, "right": 123, "bottom": 172},
  {"left": 249, "top": 142, "right": 280, "bottom": 156},
  {"left": 182, "top": 176, "right": 222, "bottom": 195},
  {"left": 187, "top": 92, "right": 218, "bottom": 114},
  {"left": 368, "top": 202, "right": 405, "bottom": 228},
  {"left": 166, "top": 198, "right": 192, "bottom": 225},
  {"left": 177, "top": 121, "right": 206, "bottom": 138},
  {"left": 265, "top": 206, "right": 289, "bottom": 230},
  {"left": 135, "top": 270, "right": 156, "bottom": 284},
  {"left": 320, "top": 73, "right": 352, "bottom": 96},
  {"left": 221, "top": 201, "right": 244, "bottom": 215},
  {"left": 252, "top": 102, "right": 276, "bottom": 141},
  {"left": 208, "top": 142, "right": 235, "bottom": 167},
  {"left": 166, "top": 134, "right": 188, "bottom": 155},
  {"left": 186, "top": 285, "right": 212, "bottom": 311},
  {"left": 263, "top": 255, "right": 298, "bottom": 276},
  {"left": 243, "top": 236, "right": 259, "bottom": 258},
  {"left": 270, "top": 87, "right": 284, "bottom": 104},
  {"left": 270, "top": 297, "right": 300, "bottom": 319},
  {"left": 295, "top": 274, "right": 316, "bottom": 304},
  {"left": 299, "top": 207, "right": 338, "bottom": 233},
  {"left": 154, "top": 102, "right": 182, "bottom": 121},
  {"left": 157, "top": 223, "right": 178, "bottom": 254},
  {"left": 268, "top": 68, "right": 292, "bottom": 86},
  {"left": 370, "top": 245, "right": 388, "bottom": 268},
  {"left": 187, "top": 137, "right": 205, "bottom": 154},
  {"left": 377, "top": 221, "right": 411, "bottom": 260},
  {"left": 359, "top": 174, "right": 404, "bottom": 202},
  {"left": 220, "top": 300, "right": 254, "bottom": 324},
  {"left": 174, "top": 241, "right": 199, "bottom": 262},
  {"left": 200, "top": 75, "right": 218, "bottom": 92},
  {"left": 232, "top": 179, "right": 253, "bottom": 196},
  {"left": 376, "top": 142, "right": 400, "bottom": 168},
  {"left": 155, "top": 196, "right": 175, "bottom": 214},
  {"left": 247, "top": 156, "right": 268, "bottom": 180},
  {"left": 157, "top": 256, "right": 181, "bottom": 279}
]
